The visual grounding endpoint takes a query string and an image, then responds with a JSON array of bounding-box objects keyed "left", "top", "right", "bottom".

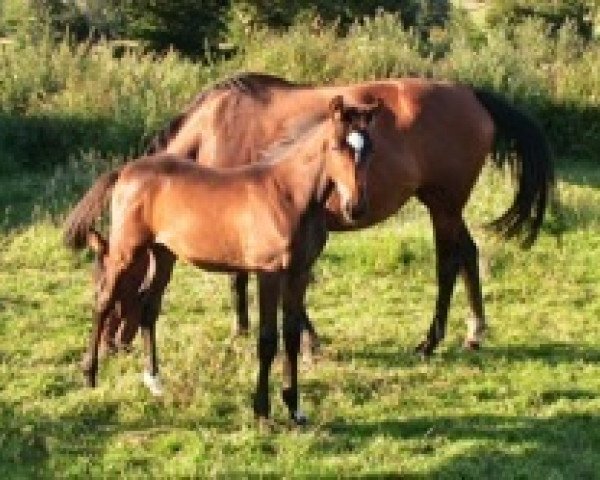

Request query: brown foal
[{"left": 64, "top": 96, "right": 380, "bottom": 423}]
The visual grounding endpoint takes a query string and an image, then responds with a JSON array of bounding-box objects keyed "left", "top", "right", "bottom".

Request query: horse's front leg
[
  {"left": 281, "top": 271, "right": 309, "bottom": 425},
  {"left": 253, "top": 272, "right": 280, "bottom": 424}
]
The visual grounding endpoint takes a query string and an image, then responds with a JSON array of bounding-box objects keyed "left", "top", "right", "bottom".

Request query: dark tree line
[{"left": 1, "top": 1, "right": 597, "bottom": 56}]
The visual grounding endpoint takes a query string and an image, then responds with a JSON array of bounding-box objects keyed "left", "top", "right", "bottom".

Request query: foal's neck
[{"left": 270, "top": 131, "right": 327, "bottom": 217}]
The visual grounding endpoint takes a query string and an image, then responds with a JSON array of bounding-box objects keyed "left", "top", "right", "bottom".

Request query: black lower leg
[
  {"left": 141, "top": 291, "right": 164, "bottom": 376},
  {"left": 82, "top": 307, "right": 107, "bottom": 387},
  {"left": 253, "top": 334, "right": 278, "bottom": 418},
  {"left": 231, "top": 273, "right": 250, "bottom": 335},
  {"left": 282, "top": 310, "right": 301, "bottom": 416},
  {"left": 417, "top": 229, "right": 461, "bottom": 357}
]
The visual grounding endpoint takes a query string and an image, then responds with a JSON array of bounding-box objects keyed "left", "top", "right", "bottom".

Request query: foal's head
[{"left": 325, "top": 95, "right": 381, "bottom": 222}]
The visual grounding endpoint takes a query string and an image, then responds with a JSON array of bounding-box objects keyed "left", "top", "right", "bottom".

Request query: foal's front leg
[
  {"left": 281, "top": 272, "right": 308, "bottom": 425},
  {"left": 253, "top": 272, "right": 280, "bottom": 423}
]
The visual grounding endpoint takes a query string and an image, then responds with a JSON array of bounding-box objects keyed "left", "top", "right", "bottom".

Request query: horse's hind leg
[
  {"left": 458, "top": 221, "right": 487, "bottom": 350},
  {"left": 231, "top": 272, "right": 250, "bottom": 336},
  {"left": 139, "top": 245, "right": 175, "bottom": 396},
  {"left": 290, "top": 271, "right": 320, "bottom": 363},
  {"left": 415, "top": 196, "right": 463, "bottom": 357}
]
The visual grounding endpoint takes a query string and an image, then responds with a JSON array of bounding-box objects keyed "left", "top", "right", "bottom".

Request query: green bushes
[
  {"left": 1, "top": 12, "right": 599, "bottom": 173},
  {"left": 486, "top": 0, "right": 597, "bottom": 38}
]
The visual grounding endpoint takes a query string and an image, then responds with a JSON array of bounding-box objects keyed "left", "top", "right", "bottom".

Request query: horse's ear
[
  {"left": 87, "top": 229, "right": 107, "bottom": 256},
  {"left": 329, "top": 95, "right": 344, "bottom": 120}
]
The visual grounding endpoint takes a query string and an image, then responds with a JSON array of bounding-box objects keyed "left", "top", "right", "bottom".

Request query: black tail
[
  {"left": 474, "top": 88, "right": 555, "bottom": 248},
  {"left": 63, "top": 169, "right": 121, "bottom": 250}
]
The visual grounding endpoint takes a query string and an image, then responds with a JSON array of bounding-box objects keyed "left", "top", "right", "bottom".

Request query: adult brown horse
[
  {"left": 64, "top": 96, "right": 380, "bottom": 423},
  {"left": 105, "top": 72, "right": 554, "bottom": 358}
]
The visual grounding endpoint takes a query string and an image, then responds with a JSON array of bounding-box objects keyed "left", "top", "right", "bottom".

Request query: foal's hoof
[
  {"left": 463, "top": 339, "right": 481, "bottom": 351},
  {"left": 142, "top": 371, "right": 164, "bottom": 397},
  {"left": 415, "top": 340, "right": 434, "bottom": 359}
]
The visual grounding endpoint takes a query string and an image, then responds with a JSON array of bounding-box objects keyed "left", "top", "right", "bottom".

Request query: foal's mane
[
  {"left": 144, "top": 72, "right": 307, "bottom": 156},
  {"left": 257, "top": 112, "right": 328, "bottom": 167}
]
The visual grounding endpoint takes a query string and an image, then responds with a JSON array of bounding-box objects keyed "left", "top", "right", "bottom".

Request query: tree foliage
[
  {"left": 1, "top": 0, "right": 451, "bottom": 56},
  {"left": 486, "top": 0, "right": 599, "bottom": 38}
]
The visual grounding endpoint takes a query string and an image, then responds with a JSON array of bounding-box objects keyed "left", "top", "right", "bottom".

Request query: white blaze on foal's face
[{"left": 346, "top": 131, "right": 366, "bottom": 160}]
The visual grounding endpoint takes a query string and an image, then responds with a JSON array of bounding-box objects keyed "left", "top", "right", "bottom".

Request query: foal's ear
[
  {"left": 329, "top": 95, "right": 344, "bottom": 120},
  {"left": 364, "top": 98, "right": 383, "bottom": 125},
  {"left": 87, "top": 229, "right": 108, "bottom": 256}
]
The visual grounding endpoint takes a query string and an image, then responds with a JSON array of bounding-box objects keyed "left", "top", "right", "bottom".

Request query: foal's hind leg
[
  {"left": 139, "top": 246, "right": 175, "bottom": 396},
  {"left": 231, "top": 272, "right": 250, "bottom": 336}
]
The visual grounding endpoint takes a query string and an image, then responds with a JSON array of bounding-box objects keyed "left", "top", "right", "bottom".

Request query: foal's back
[{"left": 111, "top": 155, "right": 310, "bottom": 272}]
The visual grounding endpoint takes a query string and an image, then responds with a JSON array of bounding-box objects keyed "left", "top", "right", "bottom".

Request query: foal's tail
[
  {"left": 473, "top": 88, "right": 555, "bottom": 248},
  {"left": 63, "top": 169, "right": 121, "bottom": 250}
]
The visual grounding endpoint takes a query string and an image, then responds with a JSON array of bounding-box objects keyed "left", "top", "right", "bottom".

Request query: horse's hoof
[
  {"left": 291, "top": 409, "right": 309, "bottom": 427},
  {"left": 142, "top": 371, "right": 164, "bottom": 396},
  {"left": 464, "top": 339, "right": 481, "bottom": 351}
]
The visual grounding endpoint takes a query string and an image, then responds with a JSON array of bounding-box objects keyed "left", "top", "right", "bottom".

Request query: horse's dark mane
[{"left": 144, "top": 72, "right": 308, "bottom": 156}]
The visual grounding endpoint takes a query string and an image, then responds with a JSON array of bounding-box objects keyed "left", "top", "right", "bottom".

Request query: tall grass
[{"left": 1, "top": 12, "right": 599, "bottom": 175}]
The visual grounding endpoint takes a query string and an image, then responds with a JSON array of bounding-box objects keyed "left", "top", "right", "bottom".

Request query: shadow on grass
[
  {"left": 333, "top": 341, "right": 600, "bottom": 369},
  {"left": 325, "top": 412, "right": 600, "bottom": 478}
]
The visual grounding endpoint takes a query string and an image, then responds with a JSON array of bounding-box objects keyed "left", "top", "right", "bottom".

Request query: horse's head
[
  {"left": 325, "top": 94, "right": 381, "bottom": 223},
  {"left": 86, "top": 229, "right": 155, "bottom": 350}
]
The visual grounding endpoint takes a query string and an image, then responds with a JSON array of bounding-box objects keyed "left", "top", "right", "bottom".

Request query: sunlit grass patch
[{"left": 1, "top": 157, "right": 599, "bottom": 477}]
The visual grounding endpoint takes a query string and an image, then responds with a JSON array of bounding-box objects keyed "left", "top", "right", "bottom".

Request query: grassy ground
[{"left": 1, "top": 158, "right": 599, "bottom": 478}]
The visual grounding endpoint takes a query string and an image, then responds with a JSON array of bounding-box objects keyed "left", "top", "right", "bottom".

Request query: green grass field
[{"left": 1, "top": 158, "right": 599, "bottom": 478}]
